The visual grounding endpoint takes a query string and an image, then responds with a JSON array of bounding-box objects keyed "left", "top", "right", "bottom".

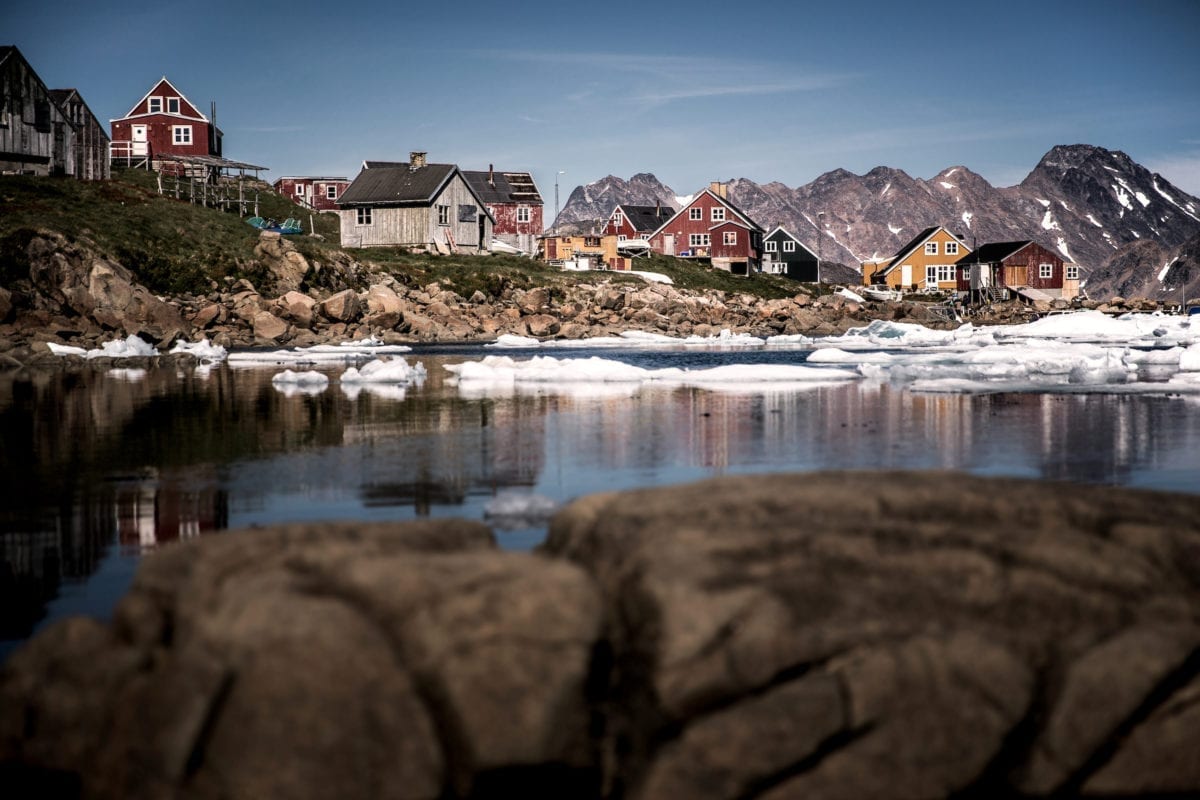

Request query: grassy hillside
[{"left": 0, "top": 169, "right": 805, "bottom": 300}]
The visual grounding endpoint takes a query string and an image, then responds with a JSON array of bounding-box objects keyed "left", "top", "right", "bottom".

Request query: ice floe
[
  {"left": 340, "top": 357, "right": 426, "bottom": 385},
  {"left": 47, "top": 334, "right": 159, "bottom": 359}
]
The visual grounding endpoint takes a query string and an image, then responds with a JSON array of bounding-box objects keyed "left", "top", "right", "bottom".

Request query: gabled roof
[
  {"left": 955, "top": 241, "right": 1034, "bottom": 265},
  {"left": 764, "top": 225, "right": 818, "bottom": 259},
  {"left": 115, "top": 77, "right": 207, "bottom": 122},
  {"left": 462, "top": 170, "right": 543, "bottom": 205},
  {"left": 337, "top": 163, "right": 496, "bottom": 221},
  {"left": 614, "top": 204, "right": 675, "bottom": 233},
  {"left": 708, "top": 219, "right": 756, "bottom": 232},
  {"left": 48, "top": 88, "right": 109, "bottom": 139},
  {"left": 877, "top": 226, "right": 969, "bottom": 277},
  {"left": 649, "top": 188, "right": 764, "bottom": 239}
]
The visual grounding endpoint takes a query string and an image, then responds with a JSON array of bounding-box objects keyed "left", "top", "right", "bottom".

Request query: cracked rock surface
[{"left": 3, "top": 472, "right": 1200, "bottom": 798}]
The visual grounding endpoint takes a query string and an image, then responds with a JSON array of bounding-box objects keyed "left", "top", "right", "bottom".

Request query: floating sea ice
[
  {"left": 169, "top": 338, "right": 228, "bottom": 362},
  {"left": 48, "top": 335, "right": 159, "bottom": 359},
  {"left": 1181, "top": 347, "right": 1200, "bottom": 372},
  {"left": 46, "top": 342, "right": 88, "bottom": 356},
  {"left": 270, "top": 370, "right": 329, "bottom": 395},
  {"left": 486, "top": 334, "right": 541, "bottom": 348},
  {"left": 340, "top": 357, "right": 427, "bottom": 384},
  {"left": 483, "top": 490, "right": 560, "bottom": 530}
]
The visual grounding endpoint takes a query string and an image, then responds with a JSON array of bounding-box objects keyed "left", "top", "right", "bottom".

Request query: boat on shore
[{"left": 247, "top": 216, "right": 303, "bottom": 235}]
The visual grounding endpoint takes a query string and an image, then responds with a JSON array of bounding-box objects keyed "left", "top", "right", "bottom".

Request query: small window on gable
[
  {"left": 783, "top": 240, "right": 796, "bottom": 252},
  {"left": 167, "top": 97, "right": 180, "bottom": 114},
  {"left": 613, "top": 211, "right": 623, "bottom": 227},
  {"left": 1039, "top": 263, "right": 1053, "bottom": 279},
  {"left": 148, "top": 96, "right": 162, "bottom": 113},
  {"left": 689, "top": 208, "right": 702, "bottom": 220},
  {"left": 925, "top": 242, "right": 938, "bottom": 255},
  {"left": 712, "top": 207, "right": 725, "bottom": 222},
  {"left": 326, "top": 185, "right": 338, "bottom": 199},
  {"left": 765, "top": 241, "right": 777, "bottom": 252},
  {"left": 945, "top": 241, "right": 958, "bottom": 255}
]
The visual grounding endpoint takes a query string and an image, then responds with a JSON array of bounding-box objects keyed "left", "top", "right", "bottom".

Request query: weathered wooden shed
[
  {"left": 337, "top": 153, "right": 495, "bottom": 254},
  {"left": 0, "top": 46, "right": 74, "bottom": 176},
  {"left": 49, "top": 88, "right": 110, "bottom": 180}
]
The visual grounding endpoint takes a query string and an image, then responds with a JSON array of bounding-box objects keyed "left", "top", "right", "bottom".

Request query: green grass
[{"left": 0, "top": 170, "right": 818, "bottom": 301}]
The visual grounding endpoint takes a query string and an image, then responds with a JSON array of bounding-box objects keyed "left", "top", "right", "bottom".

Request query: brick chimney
[{"left": 409, "top": 151, "right": 427, "bottom": 168}]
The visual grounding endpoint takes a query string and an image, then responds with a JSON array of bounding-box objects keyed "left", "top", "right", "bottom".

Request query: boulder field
[{"left": 3, "top": 472, "right": 1199, "bottom": 798}]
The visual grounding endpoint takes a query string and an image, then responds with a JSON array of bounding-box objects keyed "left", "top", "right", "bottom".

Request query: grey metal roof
[
  {"left": 462, "top": 170, "right": 543, "bottom": 205},
  {"left": 955, "top": 241, "right": 1033, "bottom": 265},
  {"left": 338, "top": 163, "right": 458, "bottom": 206}
]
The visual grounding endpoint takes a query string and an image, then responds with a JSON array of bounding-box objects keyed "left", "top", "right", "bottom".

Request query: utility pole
[
  {"left": 554, "top": 170, "right": 565, "bottom": 232},
  {"left": 817, "top": 211, "right": 825, "bottom": 285}
]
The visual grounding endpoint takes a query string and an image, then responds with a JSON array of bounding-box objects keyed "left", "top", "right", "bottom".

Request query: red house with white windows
[
  {"left": 648, "top": 183, "right": 764, "bottom": 274},
  {"left": 273, "top": 176, "right": 350, "bottom": 211},
  {"left": 603, "top": 204, "right": 676, "bottom": 241},
  {"left": 110, "top": 77, "right": 221, "bottom": 166}
]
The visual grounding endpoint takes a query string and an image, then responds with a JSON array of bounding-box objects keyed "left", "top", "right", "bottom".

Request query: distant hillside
[{"left": 555, "top": 145, "right": 1200, "bottom": 300}]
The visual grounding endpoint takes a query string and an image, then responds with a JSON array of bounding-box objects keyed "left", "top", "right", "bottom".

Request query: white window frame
[
  {"left": 325, "top": 185, "right": 338, "bottom": 199},
  {"left": 172, "top": 125, "right": 192, "bottom": 145},
  {"left": 516, "top": 206, "right": 531, "bottom": 224},
  {"left": 924, "top": 242, "right": 938, "bottom": 255},
  {"left": 1065, "top": 264, "right": 1079, "bottom": 280},
  {"left": 1039, "top": 263, "right": 1054, "bottom": 279},
  {"left": 167, "top": 97, "right": 180, "bottom": 114},
  {"left": 148, "top": 96, "right": 163, "bottom": 113},
  {"left": 356, "top": 207, "right": 372, "bottom": 225},
  {"left": 765, "top": 240, "right": 777, "bottom": 252},
  {"left": 945, "top": 241, "right": 958, "bottom": 255},
  {"left": 437, "top": 205, "right": 451, "bottom": 225},
  {"left": 711, "top": 207, "right": 726, "bottom": 222},
  {"left": 689, "top": 207, "right": 703, "bottom": 220},
  {"left": 295, "top": 184, "right": 305, "bottom": 196},
  {"left": 618, "top": 234, "right": 627, "bottom": 241},
  {"left": 783, "top": 240, "right": 796, "bottom": 252},
  {"left": 613, "top": 211, "right": 623, "bottom": 227},
  {"left": 723, "top": 231, "right": 737, "bottom": 245},
  {"left": 689, "top": 233, "right": 710, "bottom": 247},
  {"left": 938, "top": 264, "right": 955, "bottom": 282},
  {"left": 926, "top": 265, "right": 939, "bottom": 286}
]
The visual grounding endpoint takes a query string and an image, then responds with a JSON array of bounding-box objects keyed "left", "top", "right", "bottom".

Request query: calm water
[{"left": 3, "top": 343, "right": 1199, "bottom": 659}]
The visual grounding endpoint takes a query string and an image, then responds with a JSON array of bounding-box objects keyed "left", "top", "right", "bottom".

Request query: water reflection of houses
[{"left": 115, "top": 478, "right": 229, "bottom": 549}]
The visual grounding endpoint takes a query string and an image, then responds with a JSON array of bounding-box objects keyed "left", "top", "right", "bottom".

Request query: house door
[
  {"left": 901, "top": 264, "right": 912, "bottom": 288},
  {"left": 478, "top": 215, "right": 486, "bottom": 251},
  {"left": 547, "top": 239, "right": 557, "bottom": 259},
  {"left": 664, "top": 234, "right": 675, "bottom": 256},
  {"left": 131, "top": 125, "right": 148, "bottom": 155}
]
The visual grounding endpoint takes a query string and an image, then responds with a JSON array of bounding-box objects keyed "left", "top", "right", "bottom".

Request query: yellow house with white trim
[{"left": 870, "top": 226, "right": 971, "bottom": 291}]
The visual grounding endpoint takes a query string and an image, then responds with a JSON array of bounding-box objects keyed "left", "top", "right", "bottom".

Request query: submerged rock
[{"left": 4, "top": 473, "right": 1198, "bottom": 798}]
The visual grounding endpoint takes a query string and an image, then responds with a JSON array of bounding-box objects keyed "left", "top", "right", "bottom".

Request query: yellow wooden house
[{"left": 868, "top": 226, "right": 971, "bottom": 291}]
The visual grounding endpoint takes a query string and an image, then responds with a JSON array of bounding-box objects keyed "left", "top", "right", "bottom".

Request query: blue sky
[{"left": 10, "top": 0, "right": 1200, "bottom": 214}]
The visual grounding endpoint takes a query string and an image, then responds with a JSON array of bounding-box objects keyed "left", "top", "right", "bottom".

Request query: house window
[
  {"left": 765, "top": 241, "right": 777, "bottom": 252},
  {"left": 925, "top": 242, "right": 938, "bottom": 255},
  {"left": 1039, "top": 263, "right": 1053, "bottom": 279},
  {"left": 517, "top": 206, "right": 531, "bottom": 223},
  {"left": 927, "top": 264, "right": 955, "bottom": 284},
  {"left": 945, "top": 241, "right": 959, "bottom": 255},
  {"left": 437, "top": 205, "right": 450, "bottom": 225},
  {"left": 712, "top": 207, "right": 725, "bottom": 222},
  {"left": 356, "top": 207, "right": 372, "bottom": 225},
  {"left": 326, "top": 185, "right": 338, "bottom": 199},
  {"left": 618, "top": 234, "right": 627, "bottom": 241},
  {"left": 1066, "top": 264, "right": 1079, "bottom": 280},
  {"left": 689, "top": 233, "right": 710, "bottom": 247},
  {"left": 783, "top": 240, "right": 796, "bottom": 252},
  {"left": 689, "top": 208, "right": 702, "bottom": 220},
  {"left": 724, "top": 231, "right": 737, "bottom": 245},
  {"left": 167, "top": 97, "right": 180, "bottom": 114},
  {"left": 295, "top": 184, "right": 305, "bottom": 196},
  {"left": 172, "top": 125, "right": 192, "bottom": 144},
  {"left": 613, "top": 211, "right": 623, "bottom": 227},
  {"left": 585, "top": 237, "right": 600, "bottom": 247},
  {"left": 148, "top": 96, "right": 162, "bottom": 113}
]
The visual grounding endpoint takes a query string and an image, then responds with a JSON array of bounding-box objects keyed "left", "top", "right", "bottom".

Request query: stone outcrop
[
  {"left": 253, "top": 231, "right": 311, "bottom": 293},
  {"left": 3, "top": 473, "right": 1199, "bottom": 798},
  {"left": 18, "top": 232, "right": 190, "bottom": 344}
]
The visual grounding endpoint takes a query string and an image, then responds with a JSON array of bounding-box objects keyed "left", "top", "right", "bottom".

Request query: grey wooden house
[
  {"left": 1, "top": 46, "right": 109, "bottom": 179},
  {"left": 337, "top": 152, "right": 495, "bottom": 253}
]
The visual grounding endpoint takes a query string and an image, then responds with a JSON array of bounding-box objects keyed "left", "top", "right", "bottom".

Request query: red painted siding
[
  {"left": 274, "top": 177, "right": 349, "bottom": 211},
  {"left": 603, "top": 211, "right": 640, "bottom": 239},
  {"left": 710, "top": 221, "right": 757, "bottom": 260},
  {"left": 488, "top": 202, "right": 544, "bottom": 237},
  {"left": 649, "top": 191, "right": 760, "bottom": 264},
  {"left": 957, "top": 242, "right": 1064, "bottom": 292}
]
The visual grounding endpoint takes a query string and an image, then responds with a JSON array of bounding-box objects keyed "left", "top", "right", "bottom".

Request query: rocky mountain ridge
[{"left": 555, "top": 145, "right": 1200, "bottom": 301}]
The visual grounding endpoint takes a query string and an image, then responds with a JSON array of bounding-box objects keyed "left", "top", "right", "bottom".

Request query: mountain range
[{"left": 553, "top": 145, "right": 1200, "bottom": 302}]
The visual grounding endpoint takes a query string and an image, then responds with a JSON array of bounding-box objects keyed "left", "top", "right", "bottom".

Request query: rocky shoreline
[{"left": 0, "top": 230, "right": 1168, "bottom": 369}]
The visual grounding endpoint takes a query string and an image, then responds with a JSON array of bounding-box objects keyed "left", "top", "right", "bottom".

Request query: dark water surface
[{"left": 3, "top": 344, "right": 1199, "bottom": 658}]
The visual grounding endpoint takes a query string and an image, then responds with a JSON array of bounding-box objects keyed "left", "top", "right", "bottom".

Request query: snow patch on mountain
[{"left": 961, "top": 211, "right": 973, "bottom": 229}]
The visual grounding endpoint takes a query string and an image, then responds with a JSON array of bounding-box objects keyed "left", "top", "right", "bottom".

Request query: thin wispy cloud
[{"left": 239, "top": 125, "right": 306, "bottom": 133}]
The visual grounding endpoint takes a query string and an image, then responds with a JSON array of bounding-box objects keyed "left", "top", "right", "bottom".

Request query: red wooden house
[
  {"left": 273, "top": 176, "right": 350, "bottom": 211},
  {"left": 648, "top": 183, "right": 764, "bottom": 274},
  {"left": 462, "top": 167, "right": 544, "bottom": 254},
  {"left": 603, "top": 204, "right": 675, "bottom": 241},
  {"left": 110, "top": 77, "right": 221, "bottom": 167},
  {"left": 955, "top": 240, "right": 1066, "bottom": 302}
]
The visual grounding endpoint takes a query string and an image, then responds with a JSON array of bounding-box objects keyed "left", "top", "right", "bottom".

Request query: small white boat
[{"left": 862, "top": 285, "right": 903, "bottom": 302}]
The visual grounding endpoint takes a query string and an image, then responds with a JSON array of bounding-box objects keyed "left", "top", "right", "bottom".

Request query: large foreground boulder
[{"left": 3, "top": 473, "right": 1199, "bottom": 798}]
